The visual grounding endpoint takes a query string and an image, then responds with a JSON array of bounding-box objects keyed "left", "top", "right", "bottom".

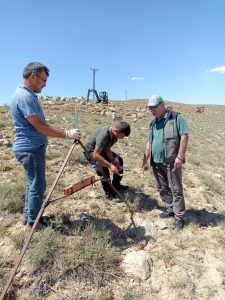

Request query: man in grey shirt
[{"left": 85, "top": 121, "right": 131, "bottom": 202}]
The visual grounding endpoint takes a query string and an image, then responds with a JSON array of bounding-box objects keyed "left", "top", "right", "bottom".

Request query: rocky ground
[{"left": 0, "top": 99, "right": 225, "bottom": 300}]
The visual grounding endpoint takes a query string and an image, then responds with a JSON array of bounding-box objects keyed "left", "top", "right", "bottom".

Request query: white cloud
[
  {"left": 130, "top": 77, "right": 144, "bottom": 81},
  {"left": 208, "top": 66, "right": 225, "bottom": 74}
]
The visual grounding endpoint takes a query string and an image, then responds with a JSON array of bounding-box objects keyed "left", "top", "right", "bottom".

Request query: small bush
[
  {"left": 200, "top": 174, "right": 223, "bottom": 195},
  {"left": 11, "top": 231, "right": 26, "bottom": 249},
  {"left": 0, "top": 215, "right": 14, "bottom": 238},
  {"left": 0, "top": 182, "right": 24, "bottom": 213},
  {"left": 29, "top": 272, "right": 55, "bottom": 298},
  {"left": 27, "top": 228, "right": 60, "bottom": 272},
  {"left": 62, "top": 221, "right": 121, "bottom": 287},
  {"left": 0, "top": 257, "right": 14, "bottom": 287},
  {"left": 54, "top": 211, "right": 72, "bottom": 227},
  {"left": 0, "top": 121, "right": 6, "bottom": 129},
  {"left": 96, "top": 288, "right": 114, "bottom": 300},
  {"left": 122, "top": 288, "right": 139, "bottom": 300},
  {"left": 113, "top": 208, "right": 126, "bottom": 224}
]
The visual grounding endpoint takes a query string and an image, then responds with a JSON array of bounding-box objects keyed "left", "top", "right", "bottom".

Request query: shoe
[
  {"left": 23, "top": 216, "right": 49, "bottom": 226},
  {"left": 159, "top": 210, "right": 174, "bottom": 219},
  {"left": 105, "top": 193, "right": 122, "bottom": 203},
  {"left": 113, "top": 185, "right": 129, "bottom": 192},
  {"left": 26, "top": 222, "right": 45, "bottom": 231},
  {"left": 22, "top": 218, "right": 27, "bottom": 225},
  {"left": 173, "top": 219, "right": 184, "bottom": 230},
  {"left": 105, "top": 192, "right": 113, "bottom": 198},
  {"left": 25, "top": 216, "right": 51, "bottom": 230},
  {"left": 39, "top": 216, "right": 49, "bottom": 226},
  {"left": 110, "top": 196, "right": 122, "bottom": 203}
]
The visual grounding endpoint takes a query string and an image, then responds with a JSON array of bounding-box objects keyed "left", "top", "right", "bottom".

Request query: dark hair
[
  {"left": 22, "top": 62, "right": 49, "bottom": 79},
  {"left": 115, "top": 121, "right": 131, "bottom": 136}
]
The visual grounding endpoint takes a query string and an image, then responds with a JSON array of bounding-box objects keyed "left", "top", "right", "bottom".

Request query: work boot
[
  {"left": 22, "top": 218, "right": 27, "bottom": 225},
  {"left": 26, "top": 222, "right": 45, "bottom": 231},
  {"left": 26, "top": 216, "right": 53, "bottom": 230},
  {"left": 111, "top": 195, "right": 121, "bottom": 203},
  {"left": 159, "top": 210, "right": 174, "bottom": 219},
  {"left": 173, "top": 219, "right": 184, "bottom": 230},
  {"left": 23, "top": 216, "right": 49, "bottom": 226},
  {"left": 105, "top": 192, "right": 122, "bottom": 203},
  {"left": 39, "top": 216, "right": 50, "bottom": 226}
]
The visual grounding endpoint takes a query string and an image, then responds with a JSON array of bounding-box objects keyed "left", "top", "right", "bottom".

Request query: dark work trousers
[
  {"left": 152, "top": 163, "right": 185, "bottom": 220},
  {"left": 96, "top": 152, "right": 123, "bottom": 195}
]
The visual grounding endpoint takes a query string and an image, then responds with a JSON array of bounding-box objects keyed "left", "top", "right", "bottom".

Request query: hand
[
  {"left": 174, "top": 157, "right": 183, "bottom": 169},
  {"left": 109, "top": 164, "right": 122, "bottom": 176},
  {"left": 111, "top": 156, "right": 121, "bottom": 169},
  {"left": 65, "top": 129, "right": 81, "bottom": 140},
  {"left": 142, "top": 163, "right": 149, "bottom": 174}
]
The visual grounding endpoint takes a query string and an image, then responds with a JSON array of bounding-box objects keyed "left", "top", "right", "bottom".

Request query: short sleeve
[
  {"left": 95, "top": 130, "right": 109, "bottom": 149},
  {"left": 176, "top": 114, "right": 189, "bottom": 135},
  {"left": 18, "top": 95, "right": 40, "bottom": 119}
]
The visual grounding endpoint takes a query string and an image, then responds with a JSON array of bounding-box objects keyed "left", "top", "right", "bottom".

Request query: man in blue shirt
[
  {"left": 142, "top": 95, "right": 189, "bottom": 229},
  {"left": 10, "top": 62, "right": 81, "bottom": 228}
]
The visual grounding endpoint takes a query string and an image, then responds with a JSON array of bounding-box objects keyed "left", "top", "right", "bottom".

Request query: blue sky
[{"left": 1, "top": 0, "right": 225, "bottom": 105}]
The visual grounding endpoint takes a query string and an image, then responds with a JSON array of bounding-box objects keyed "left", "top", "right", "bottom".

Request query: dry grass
[
  {"left": 1, "top": 100, "right": 225, "bottom": 299},
  {"left": 0, "top": 181, "right": 25, "bottom": 213}
]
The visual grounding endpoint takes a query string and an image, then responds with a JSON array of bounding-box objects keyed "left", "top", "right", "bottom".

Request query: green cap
[{"left": 147, "top": 95, "right": 163, "bottom": 107}]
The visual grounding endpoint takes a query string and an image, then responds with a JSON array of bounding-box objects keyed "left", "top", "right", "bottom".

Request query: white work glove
[{"left": 65, "top": 129, "right": 81, "bottom": 140}]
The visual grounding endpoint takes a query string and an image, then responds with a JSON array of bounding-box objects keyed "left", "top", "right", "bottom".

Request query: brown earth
[{"left": 0, "top": 99, "right": 225, "bottom": 299}]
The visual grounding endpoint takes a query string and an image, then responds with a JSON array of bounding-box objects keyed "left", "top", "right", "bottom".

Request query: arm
[
  {"left": 27, "top": 115, "right": 66, "bottom": 138},
  {"left": 105, "top": 148, "right": 115, "bottom": 162},
  {"left": 174, "top": 133, "right": 189, "bottom": 169},
  {"left": 105, "top": 148, "right": 121, "bottom": 168},
  {"left": 142, "top": 141, "right": 151, "bottom": 171},
  {"left": 27, "top": 115, "right": 80, "bottom": 139},
  {"left": 93, "top": 147, "right": 120, "bottom": 175}
]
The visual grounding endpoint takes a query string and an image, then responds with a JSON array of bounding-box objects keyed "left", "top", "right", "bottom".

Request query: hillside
[{"left": 1, "top": 99, "right": 225, "bottom": 300}]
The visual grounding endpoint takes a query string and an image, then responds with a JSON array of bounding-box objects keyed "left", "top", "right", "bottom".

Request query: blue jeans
[{"left": 14, "top": 145, "right": 46, "bottom": 224}]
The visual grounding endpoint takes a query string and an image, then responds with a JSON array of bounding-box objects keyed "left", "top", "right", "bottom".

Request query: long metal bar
[
  {"left": 48, "top": 176, "right": 101, "bottom": 204},
  {"left": 78, "top": 140, "right": 136, "bottom": 228},
  {"left": 0, "top": 140, "right": 78, "bottom": 300}
]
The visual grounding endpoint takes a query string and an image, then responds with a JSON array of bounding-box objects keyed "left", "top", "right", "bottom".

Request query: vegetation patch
[
  {"left": 1, "top": 102, "right": 225, "bottom": 299},
  {"left": 0, "top": 182, "right": 24, "bottom": 213},
  {"left": 60, "top": 221, "right": 121, "bottom": 287},
  {"left": 27, "top": 228, "right": 60, "bottom": 272}
]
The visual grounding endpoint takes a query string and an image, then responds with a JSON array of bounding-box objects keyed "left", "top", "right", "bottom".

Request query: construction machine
[{"left": 87, "top": 89, "right": 108, "bottom": 104}]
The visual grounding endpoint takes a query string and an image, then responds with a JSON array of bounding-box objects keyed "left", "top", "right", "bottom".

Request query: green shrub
[
  {"left": 11, "top": 230, "right": 26, "bottom": 249},
  {"left": 122, "top": 288, "right": 139, "bottom": 300},
  {"left": 96, "top": 288, "right": 114, "bottom": 300},
  {"left": 200, "top": 174, "right": 223, "bottom": 195},
  {"left": 62, "top": 221, "right": 121, "bottom": 287},
  {"left": 27, "top": 228, "right": 60, "bottom": 272},
  {"left": 0, "top": 182, "right": 24, "bottom": 213},
  {"left": 28, "top": 272, "right": 54, "bottom": 298},
  {"left": 0, "top": 215, "right": 14, "bottom": 238}
]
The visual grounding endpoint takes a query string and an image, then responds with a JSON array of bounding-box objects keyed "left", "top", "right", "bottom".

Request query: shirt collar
[{"left": 20, "top": 85, "right": 37, "bottom": 97}]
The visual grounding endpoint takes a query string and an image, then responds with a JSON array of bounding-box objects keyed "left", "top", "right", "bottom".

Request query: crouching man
[{"left": 84, "top": 122, "right": 131, "bottom": 202}]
